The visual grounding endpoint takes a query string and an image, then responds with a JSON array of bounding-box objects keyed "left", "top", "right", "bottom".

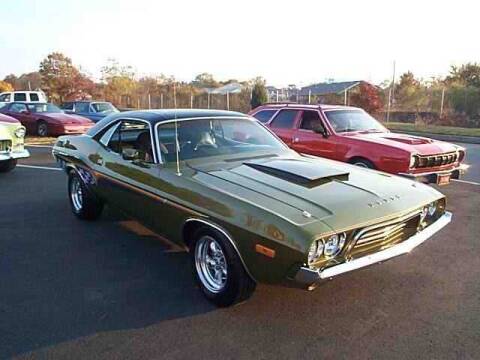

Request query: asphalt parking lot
[{"left": 1, "top": 144, "right": 479, "bottom": 359}]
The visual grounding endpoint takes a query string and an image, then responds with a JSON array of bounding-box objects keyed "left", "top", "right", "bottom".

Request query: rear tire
[
  {"left": 0, "top": 159, "right": 17, "bottom": 173},
  {"left": 350, "top": 158, "right": 375, "bottom": 169},
  {"left": 190, "top": 227, "right": 256, "bottom": 307},
  {"left": 68, "top": 170, "right": 103, "bottom": 220},
  {"left": 37, "top": 121, "right": 48, "bottom": 137}
]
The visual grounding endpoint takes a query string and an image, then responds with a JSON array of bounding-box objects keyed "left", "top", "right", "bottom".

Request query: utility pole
[
  {"left": 386, "top": 60, "right": 396, "bottom": 123},
  {"left": 308, "top": 90, "right": 311, "bottom": 104},
  {"left": 440, "top": 87, "right": 445, "bottom": 118},
  {"left": 226, "top": 92, "right": 230, "bottom": 110},
  {"left": 190, "top": 93, "right": 193, "bottom": 108},
  {"left": 207, "top": 92, "right": 211, "bottom": 109},
  {"left": 344, "top": 89, "right": 348, "bottom": 105},
  {"left": 148, "top": 93, "right": 151, "bottom": 109},
  {"left": 160, "top": 93, "right": 164, "bottom": 108},
  {"left": 276, "top": 89, "right": 279, "bottom": 102}
]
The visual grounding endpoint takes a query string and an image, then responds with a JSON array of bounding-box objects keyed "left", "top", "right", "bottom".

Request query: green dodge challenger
[{"left": 52, "top": 109, "right": 451, "bottom": 306}]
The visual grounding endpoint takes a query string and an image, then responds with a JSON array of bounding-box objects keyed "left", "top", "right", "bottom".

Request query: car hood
[
  {"left": 43, "top": 113, "right": 93, "bottom": 124},
  {"left": 342, "top": 131, "right": 459, "bottom": 155},
  {"left": 0, "top": 113, "right": 19, "bottom": 124},
  {"left": 190, "top": 155, "right": 443, "bottom": 231}
]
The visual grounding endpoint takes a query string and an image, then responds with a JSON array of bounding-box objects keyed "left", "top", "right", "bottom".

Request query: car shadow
[{"left": 0, "top": 201, "right": 216, "bottom": 358}]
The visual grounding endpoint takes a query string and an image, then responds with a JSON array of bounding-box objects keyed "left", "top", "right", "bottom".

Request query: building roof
[
  {"left": 298, "top": 81, "right": 362, "bottom": 96},
  {"left": 207, "top": 83, "right": 244, "bottom": 95},
  {"left": 87, "top": 109, "right": 248, "bottom": 136}
]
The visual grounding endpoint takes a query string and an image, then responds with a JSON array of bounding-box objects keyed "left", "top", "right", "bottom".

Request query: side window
[
  {"left": 270, "top": 109, "right": 299, "bottom": 129},
  {"left": 10, "top": 103, "right": 27, "bottom": 113},
  {"left": 0, "top": 93, "right": 11, "bottom": 102},
  {"left": 14, "top": 93, "right": 27, "bottom": 102},
  {"left": 300, "top": 110, "right": 325, "bottom": 131},
  {"left": 29, "top": 93, "right": 39, "bottom": 102},
  {"left": 106, "top": 120, "right": 154, "bottom": 163},
  {"left": 74, "top": 103, "right": 90, "bottom": 113},
  {"left": 253, "top": 110, "right": 277, "bottom": 123},
  {"left": 61, "top": 102, "right": 74, "bottom": 110}
]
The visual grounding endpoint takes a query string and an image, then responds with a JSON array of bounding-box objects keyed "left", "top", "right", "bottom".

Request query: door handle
[{"left": 292, "top": 137, "right": 299, "bottom": 143}]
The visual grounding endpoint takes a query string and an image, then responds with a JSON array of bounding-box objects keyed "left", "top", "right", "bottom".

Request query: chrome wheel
[
  {"left": 38, "top": 123, "right": 48, "bottom": 136},
  {"left": 195, "top": 235, "right": 228, "bottom": 293},
  {"left": 70, "top": 176, "right": 83, "bottom": 212},
  {"left": 354, "top": 161, "right": 369, "bottom": 168}
]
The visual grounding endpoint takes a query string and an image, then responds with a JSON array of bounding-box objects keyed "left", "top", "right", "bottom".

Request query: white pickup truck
[{"left": 0, "top": 91, "right": 47, "bottom": 107}]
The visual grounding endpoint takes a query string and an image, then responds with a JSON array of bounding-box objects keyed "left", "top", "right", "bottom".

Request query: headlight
[
  {"left": 308, "top": 232, "right": 346, "bottom": 265},
  {"left": 409, "top": 154, "right": 418, "bottom": 168},
  {"left": 427, "top": 202, "right": 437, "bottom": 216},
  {"left": 14, "top": 127, "right": 26, "bottom": 138},
  {"left": 308, "top": 240, "right": 324, "bottom": 264},
  {"left": 420, "top": 201, "right": 438, "bottom": 225}
]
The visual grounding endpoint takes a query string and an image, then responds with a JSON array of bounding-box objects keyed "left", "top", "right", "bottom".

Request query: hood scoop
[
  {"left": 244, "top": 159, "right": 349, "bottom": 188},
  {"left": 383, "top": 135, "right": 432, "bottom": 145}
]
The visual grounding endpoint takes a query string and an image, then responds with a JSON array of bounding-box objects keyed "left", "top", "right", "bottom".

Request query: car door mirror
[
  {"left": 20, "top": 110, "right": 30, "bottom": 115},
  {"left": 121, "top": 148, "right": 139, "bottom": 161}
]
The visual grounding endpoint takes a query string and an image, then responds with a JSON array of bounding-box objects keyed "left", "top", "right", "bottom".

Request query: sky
[{"left": 1, "top": 0, "right": 479, "bottom": 87}]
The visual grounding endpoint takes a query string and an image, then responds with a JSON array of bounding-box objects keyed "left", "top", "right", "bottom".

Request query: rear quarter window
[
  {"left": 29, "top": 93, "right": 39, "bottom": 101},
  {"left": 253, "top": 110, "right": 277, "bottom": 123},
  {"left": 270, "top": 109, "right": 299, "bottom": 129},
  {"left": 14, "top": 93, "right": 27, "bottom": 101}
]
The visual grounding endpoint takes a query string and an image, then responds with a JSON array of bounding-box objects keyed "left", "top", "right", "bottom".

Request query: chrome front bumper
[
  {"left": 0, "top": 149, "right": 30, "bottom": 161},
  {"left": 399, "top": 164, "right": 469, "bottom": 183},
  {"left": 294, "top": 211, "right": 452, "bottom": 289}
]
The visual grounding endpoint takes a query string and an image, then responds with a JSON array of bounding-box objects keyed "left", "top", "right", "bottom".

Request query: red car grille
[
  {"left": 416, "top": 152, "right": 457, "bottom": 168},
  {"left": 0, "top": 140, "right": 12, "bottom": 152}
]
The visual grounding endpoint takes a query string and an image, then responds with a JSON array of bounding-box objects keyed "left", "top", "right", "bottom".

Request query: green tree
[
  {"left": 192, "top": 73, "right": 218, "bottom": 88},
  {"left": 101, "top": 59, "right": 137, "bottom": 105},
  {"left": 394, "top": 72, "right": 428, "bottom": 112},
  {"left": 39, "top": 52, "right": 94, "bottom": 102},
  {"left": 250, "top": 77, "right": 267, "bottom": 109},
  {"left": 447, "top": 63, "right": 480, "bottom": 88}
]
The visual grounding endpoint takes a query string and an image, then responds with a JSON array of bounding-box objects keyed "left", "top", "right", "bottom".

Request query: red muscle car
[
  {"left": 0, "top": 102, "right": 94, "bottom": 137},
  {"left": 250, "top": 103, "right": 467, "bottom": 185}
]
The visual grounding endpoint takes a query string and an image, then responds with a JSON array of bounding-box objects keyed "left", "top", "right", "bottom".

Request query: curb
[{"left": 393, "top": 130, "right": 480, "bottom": 144}]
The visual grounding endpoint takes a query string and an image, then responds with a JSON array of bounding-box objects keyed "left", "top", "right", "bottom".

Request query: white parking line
[
  {"left": 17, "top": 164, "right": 62, "bottom": 171},
  {"left": 25, "top": 144, "right": 53, "bottom": 148},
  {"left": 452, "top": 179, "right": 480, "bottom": 186}
]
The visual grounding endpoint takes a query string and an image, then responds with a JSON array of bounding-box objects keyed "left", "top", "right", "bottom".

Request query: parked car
[
  {"left": 0, "top": 113, "right": 29, "bottom": 172},
  {"left": 60, "top": 101, "right": 119, "bottom": 122},
  {"left": 250, "top": 104, "right": 467, "bottom": 185},
  {"left": 0, "top": 91, "right": 47, "bottom": 108},
  {"left": 0, "top": 102, "right": 94, "bottom": 136},
  {"left": 52, "top": 109, "right": 451, "bottom": 307}
]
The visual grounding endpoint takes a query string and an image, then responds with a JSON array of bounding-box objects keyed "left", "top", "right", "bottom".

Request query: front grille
[
  {"left": 0, "top": 140, "right": 12, "bottom": 152},
  {"left": 416, "top": 152, "right": 457, "bottom": 168},
  {"left": 349, "top": 211, "right": 421, "bottom": 258}
]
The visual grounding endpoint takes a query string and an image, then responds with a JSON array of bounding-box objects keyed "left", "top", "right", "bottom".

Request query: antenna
[{"left": 174, "top": 82, "right": 182, "bottom": 176}]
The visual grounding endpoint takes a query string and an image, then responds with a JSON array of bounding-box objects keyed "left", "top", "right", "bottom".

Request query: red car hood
[
  {"left": 43, "top": 113, "right": 93, "bottom": 125},
  {"left": 0, "top": 113, "right": 20, "bottom": 124},
  {"left": 341, "top": 131, "right": 459, "bottom": 155}
]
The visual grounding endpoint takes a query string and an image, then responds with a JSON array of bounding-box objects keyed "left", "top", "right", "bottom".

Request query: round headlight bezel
[
  {"left": 409, "top": 154, "right": 419, "bottom": 168},
  {"left": 14, "top": 126, "right": 26, "bottom": 138}
]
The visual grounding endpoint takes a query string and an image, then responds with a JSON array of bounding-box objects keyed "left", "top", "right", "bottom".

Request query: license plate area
[{"left": 437, "top": 174, "right": 451, "bottom": 185}]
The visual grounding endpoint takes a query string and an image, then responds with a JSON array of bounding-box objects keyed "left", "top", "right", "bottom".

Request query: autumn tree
[
  {"left": 39, "top": 52, "right": 94, "bottom": 102},
  {"left": 4, "top": 72, "right": 42, "bottom": 91},
  {"left": 192, "top": 73, "right": 218, "bottom": 88},
  {"left": 250, "top": 77, "right": 267, "bottom": 109},
  {"left": 446, "top": 63, "right": 480, "bottom": 88},
  {"left": 0, "top": 80, "right": 14, "bottom": 93},
  {"left": 349, "top": 82, "right": 383, "bottom": 113}
]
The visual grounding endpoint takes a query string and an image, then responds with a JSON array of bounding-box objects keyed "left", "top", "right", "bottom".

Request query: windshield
[
  {"left": 324, "top": 110, "right": 386, "bottom": 133},
  {"left": 28, "top": 103, "right": 63, "bottom": 113},
  {"left": 157, "top": 118, "right": 288, "bottom": 163},
  {"left": 91, "top": 102, "right": 118, "bottom": 113}
]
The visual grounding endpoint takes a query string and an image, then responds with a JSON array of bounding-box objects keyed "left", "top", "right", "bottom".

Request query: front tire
[
  {"left": 351, "top": 158, "right": 375, "bottom": 169},
  {"left": 0, "top": 159, "right": 17, "bottom": 173},
  {"left": 191, "top": 228, "right": 256, "bottom": 307},
  {"left": 68, "top": 170, "right": 104, "bottom": 220},
  {"left": 37, "top": 121, "right": 48, "bottom": 137}
]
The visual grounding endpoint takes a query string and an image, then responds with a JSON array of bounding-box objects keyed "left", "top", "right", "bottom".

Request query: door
[
  {"left": 291, "top": 110, "right": 337, "bottom": 159},
  {"left": 93, "top": 119, "right": 165, "bottom": 234},
  {"left": 268, "top": 109, "right": 300, "bottom": 146},
  {"left": 73, "top": 102, "right": 91, "bottom": 119},
  {"left": 6, "top": 103, "right": 33, "bottom": 131}
]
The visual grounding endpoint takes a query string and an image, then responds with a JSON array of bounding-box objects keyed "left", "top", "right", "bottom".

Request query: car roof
[
  {"left": 254, "top": 103, "right": 360, "bottom": 111},
  {"left": 87, "top": 109, "right": 249, "bottom": 136}
]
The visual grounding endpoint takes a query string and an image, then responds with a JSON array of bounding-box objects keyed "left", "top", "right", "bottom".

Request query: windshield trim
[{"left": 154, "top": 116, "right": 289, "bottom": 165}]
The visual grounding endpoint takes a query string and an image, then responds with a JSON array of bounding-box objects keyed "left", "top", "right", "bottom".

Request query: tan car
[{"left": 0, "top": 113, "right": 29, "bottom": 172}]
